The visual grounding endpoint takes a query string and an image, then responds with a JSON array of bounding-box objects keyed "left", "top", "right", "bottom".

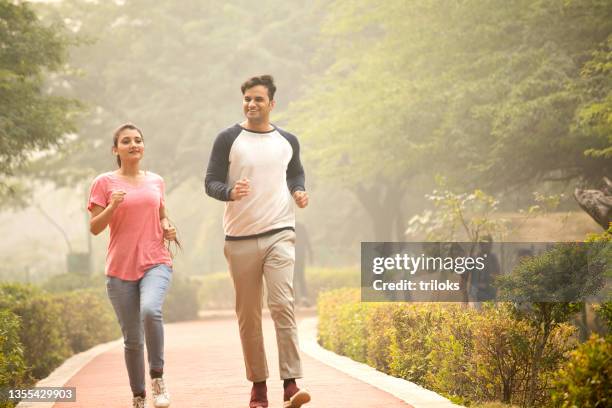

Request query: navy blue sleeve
[
  {"left": 277, "top": 128, "right": 306, "bottom": 194},
  {"left": 205, "top": 125, "right": 241, "bottom": 201}
]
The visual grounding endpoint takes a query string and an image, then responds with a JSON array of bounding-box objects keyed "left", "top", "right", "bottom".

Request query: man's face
[{"left": 243, "top": 85, "right": 275, "bottom": 124}]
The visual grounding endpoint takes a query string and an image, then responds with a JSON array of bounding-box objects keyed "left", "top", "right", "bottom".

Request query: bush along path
[{"left": 13, "top": 314, "right": 464, "bottom": 408}]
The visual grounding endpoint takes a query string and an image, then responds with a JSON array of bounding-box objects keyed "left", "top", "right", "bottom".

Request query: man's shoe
[
  {"left": 151, "top": 378, "right": 170, "bottom": 408},
  {"left": 283, "top": 381, "right": 311, "bottom": 408},
  {"left": 250, "top": 382, "right": 268, "bottom": 408},
  {"left": 133, "top": 396, "right": 147, "bottom": 408}
]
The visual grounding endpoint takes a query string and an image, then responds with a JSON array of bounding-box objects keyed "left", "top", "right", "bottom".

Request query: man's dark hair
[{"left": 241, "top": 75, "right": 276, "bottom": 100}]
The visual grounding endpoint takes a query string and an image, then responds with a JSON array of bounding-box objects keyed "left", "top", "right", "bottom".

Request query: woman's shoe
[{"left": 151, "top": 378, "right": 170, "bottom": 408}]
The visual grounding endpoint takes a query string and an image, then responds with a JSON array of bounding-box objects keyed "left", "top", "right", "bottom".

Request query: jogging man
[{"left": 204, "top": 75, "right": 311, "bottom": 408}]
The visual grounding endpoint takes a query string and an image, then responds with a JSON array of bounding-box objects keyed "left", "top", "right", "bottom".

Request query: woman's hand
[
  {"left": 163, "top": 224, "right": 177, "bottom": 241},
  {"left": 109, "top": 190, "right": 126, "bottom": 209}
]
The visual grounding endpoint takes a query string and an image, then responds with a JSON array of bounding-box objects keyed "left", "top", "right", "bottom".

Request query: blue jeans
[{"left": 106, "top": 264, "right": 173, "bottom": 394}]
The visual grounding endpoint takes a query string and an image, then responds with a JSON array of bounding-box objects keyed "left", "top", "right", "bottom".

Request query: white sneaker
[
  {"left": 151, "top": 378, "right": 171, "bottom": 408},
  {"left": 132, "top": 395, "right": 147, "bottom": 408}
]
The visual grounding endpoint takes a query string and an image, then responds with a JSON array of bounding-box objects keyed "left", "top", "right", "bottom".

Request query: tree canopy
[
  {"left": 286, "top": 0, "right": 612, "bottom": 192},
  {"left": 0, "top": 0, "right": 80, "bottom": 202}
]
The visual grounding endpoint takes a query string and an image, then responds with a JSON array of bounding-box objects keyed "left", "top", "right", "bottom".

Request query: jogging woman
[{"left": 88, "top": 123, "right": 177, "bottom": 408}]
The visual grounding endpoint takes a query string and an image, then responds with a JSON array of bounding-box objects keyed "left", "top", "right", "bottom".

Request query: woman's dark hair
[
  {"left": 112, "top": 123, "right": 144, "bottom": 167},
  {"left": 240, "top": 75, "right": 276, "bottom": 100}
]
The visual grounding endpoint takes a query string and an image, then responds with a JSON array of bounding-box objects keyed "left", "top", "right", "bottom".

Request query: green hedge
[
  {"left": 0, "top": 284, "right": 71, "bottom": 380},
  {"left": 551, "top": 334, "right": 612, "bottom": 408},
  {"left": 45, "top": 272, "right": 201, "bottom": 323},
  {"left": 317, "top": 288, "right": 578, "bottom": 407},
  {"left": 53, "top": 289, "right": 120, "bottom": 353},
  {"left": 0, "top": 309, "right": 27, "bottom": 408},
  {"left": 164, "top": 276, "right": 201, "bottom": 322},
  {"left": 0, "top": 282, "right": 119, "bottom": 384},
  {"left": 197, "top": 272, "right": 235, "bottom": 310}
]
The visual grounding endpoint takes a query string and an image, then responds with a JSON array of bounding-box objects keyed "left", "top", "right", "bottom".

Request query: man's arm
[
  {"left": 205, "top": 128, "right": 237, "bottom": 201},
  {"left": 278, "top": 129, "right": 305, "bottom": 194}
]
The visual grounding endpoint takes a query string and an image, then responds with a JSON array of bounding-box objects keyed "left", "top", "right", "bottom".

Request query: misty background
[{"left": 1, "top": 0, "right": 608, "bottom": 284}]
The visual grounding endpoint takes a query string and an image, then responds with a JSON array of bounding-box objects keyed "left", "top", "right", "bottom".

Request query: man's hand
[
  {"left": 293, "top": 190, "right": 309, "bottom": 208},
  {"left": 230, "top": 178, "right": 250, "bottom": 201}
]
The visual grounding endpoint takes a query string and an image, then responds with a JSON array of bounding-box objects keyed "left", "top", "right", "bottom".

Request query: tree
[
  {"left": 285, "top": 0, "right": 612, "bottom": 238},
  {"left": 497, "top": 242, "right": 609, "bottom": 406},
  {"left": 35, "top": 0, "right": 326, "bottom": 192},
  {"left": 0, "top": 0, "right": 81, "bottom": 204}
]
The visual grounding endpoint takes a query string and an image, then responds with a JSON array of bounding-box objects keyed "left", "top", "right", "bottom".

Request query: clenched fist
[
  {"left": 230, "top": 178, "right": 250, "bottom": 201},
  {"left": 292, "top": 190, "right": 309, "bottom": 208}
]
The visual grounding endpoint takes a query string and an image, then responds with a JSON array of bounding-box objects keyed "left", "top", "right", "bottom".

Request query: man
[{"left": 204, "top": 75, "right": 311, "bottom": 408}]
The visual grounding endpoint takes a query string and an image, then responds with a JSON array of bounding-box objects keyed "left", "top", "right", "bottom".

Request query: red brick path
[{"left": 53, "top": 316, "right": 412, "bottom": 407}]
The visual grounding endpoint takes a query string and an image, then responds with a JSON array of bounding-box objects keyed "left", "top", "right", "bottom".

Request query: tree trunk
[{"left": 354, "top": 181, "right": 406, "bottom": 242}]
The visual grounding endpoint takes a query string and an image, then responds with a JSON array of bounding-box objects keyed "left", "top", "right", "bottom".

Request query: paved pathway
[{"left": 50, "top": 316, "right": 414, "bottom": 408}]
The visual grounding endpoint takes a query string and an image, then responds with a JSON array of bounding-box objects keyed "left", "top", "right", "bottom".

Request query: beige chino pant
[{"left": 224, "top": 229, "right": 303, "bottom": 382}]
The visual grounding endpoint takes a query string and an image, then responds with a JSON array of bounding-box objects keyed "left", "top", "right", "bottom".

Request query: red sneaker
[
  {"left": 250, "top": 382, "right": 268, "bottom": 408},
  {"left": 283, "top": 381, "right": 311, "bottom": 408}
]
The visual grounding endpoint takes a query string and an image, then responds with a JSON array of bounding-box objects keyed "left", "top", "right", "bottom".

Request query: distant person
[
  {"left": 294, "top": 222, "right": 313, "bottom": 306},
  {"left": 472, "top": 236, "right": 500, "bottom": 301},
  {"left": 205, "top": 75, "right": 311, "bottom": 408},
  {"left": 88, "top": 124, "right": 179, "bottom": 408}
]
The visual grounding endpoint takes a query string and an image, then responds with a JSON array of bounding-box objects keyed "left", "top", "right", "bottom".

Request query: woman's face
[{"left": 113, "top": 128, "right": 144, "bottom": 165}]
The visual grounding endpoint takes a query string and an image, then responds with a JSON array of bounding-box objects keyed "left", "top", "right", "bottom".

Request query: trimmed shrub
[
  {"left": 306, "top": 267, "right": 360, "bottom": 300},
  {"left": 43, "top": 273, "right": 105, "bottom": 294},
  {"left": 0, "top": 284, "right": 71, "bottom": 380},
  {"left": 164, "top": 276, "right": 201, "bottom": 322},
  {"left": 318, "top": 288, "right": 580, "bottom": 407},
  {"left": 550, "top": 334, "right": 612, "bottom": 408},
  {"left": 52, "top": 289, "right": 120, "bottom": 353},
  {"left": 197, "top": 272, "right": 234, "bottom": 310},
  {"left": 0, "top": 309, "right": 28, "bottom": 408}
]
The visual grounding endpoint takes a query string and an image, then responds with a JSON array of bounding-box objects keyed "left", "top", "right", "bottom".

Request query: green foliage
[
  {"left": 316, "top": 288, "right": 369, "bottom": 361},
  {"left": 0, "top": 282, "right": 123, "bottom": 382},
  {"left": 34, "top": 0, "right": 324, "bottom": 189},
  {"left": 0, "top": 0, "right": 81, "bottom": 203},
  {"left": 471, "top": 304, "right": 576, "bottom": 406},
  {"left": 197, "top": 272, "right": 235, "bottom": 310},
  {"left": 550, "top": 334, "right": 612, "bottom": 408},
  {"left": 498, "top": 242, "right": 607, "bottom": 304},
  {"left": 305, "top": 267, "right": 360, "bottom": 300},
  {"left": 164, "top": 276, "right": 201, "bottom": 322},
  {"left": 496, "top": 242, "right": 609, "bottom": 406},
  {"left": 596, "top": 302, "right": 612, "bottom": 332},
  {"left": 0, "top": 287, "right": 71, "bottom": 380},
  {"left": 0, "top": 309, "right": 28, "bottom": 408},
  {"left": 43, "top": 272, "right": 105, "bottom": 293},
  {"left": 52, "top": 289, "right": 119, "bottom": 353},
  {"left": 317, "top": 289, "right": 579, "bottom": 407},
  {"left": 286, "top": 0, "right": 612, "bottom": 194},
  {"left": 407, "top": 186, "right": 509, "bottom": 242}
]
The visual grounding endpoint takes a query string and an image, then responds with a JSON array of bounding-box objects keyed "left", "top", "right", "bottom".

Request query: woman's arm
[
  {"left": 159, "top": 206, "right": 176, "bottom": 241},
  {"left": 89, "top": 190, "right": 125, "bottom": 235}
]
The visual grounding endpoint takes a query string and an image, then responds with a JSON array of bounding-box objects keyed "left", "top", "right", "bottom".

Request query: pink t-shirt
[{"left": 87, "top": 171, "right": 172, "bottom": 281}]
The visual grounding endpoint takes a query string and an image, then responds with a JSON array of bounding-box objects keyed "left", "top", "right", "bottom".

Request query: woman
[{"left": 88, "top": 123, "right": 177, "bottom": 408}]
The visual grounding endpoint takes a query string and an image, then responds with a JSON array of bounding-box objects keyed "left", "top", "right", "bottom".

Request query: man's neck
[{"left": 241, "top": 120, "right": 274, "bottom": 133}]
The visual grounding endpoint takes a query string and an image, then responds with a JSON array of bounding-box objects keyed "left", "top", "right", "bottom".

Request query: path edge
[
  {"left": 298, "top": 317, "right": 464, "bottom": 408},
  {"left": 15, "top": 338, "right": 122, "bottom": 408}
]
